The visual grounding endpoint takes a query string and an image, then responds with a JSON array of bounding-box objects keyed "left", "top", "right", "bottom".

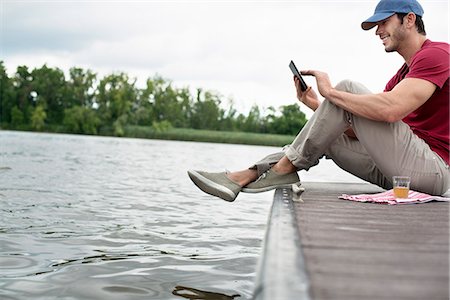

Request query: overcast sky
[{"left": 1, "top": 0, "right": 449, "bottom": 117}]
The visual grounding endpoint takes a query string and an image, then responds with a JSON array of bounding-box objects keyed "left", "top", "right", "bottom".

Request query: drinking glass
[{"left": 393, "top": 176, "right": 410, "bottom": 199}]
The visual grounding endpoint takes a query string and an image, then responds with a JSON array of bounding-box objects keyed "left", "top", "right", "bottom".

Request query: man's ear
[{"left": 405, "top": 12, "right": 417, "bottom": 29}]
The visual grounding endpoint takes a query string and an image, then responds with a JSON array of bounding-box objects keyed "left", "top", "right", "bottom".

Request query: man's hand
[
  {"left": 293, "top": 76, "right": 320, "bottom": 111},
  {"left": 301, "top": 70, "right": 334, "bottom": 99}
]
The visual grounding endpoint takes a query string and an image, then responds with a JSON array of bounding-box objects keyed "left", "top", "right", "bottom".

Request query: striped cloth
[{"left": 339, "top": 189, "right": 450, "bottom": 205}]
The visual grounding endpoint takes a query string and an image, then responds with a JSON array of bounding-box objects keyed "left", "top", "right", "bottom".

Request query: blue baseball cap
[{"left": 361, "top": 0, "right": 424, "bottom": 30}]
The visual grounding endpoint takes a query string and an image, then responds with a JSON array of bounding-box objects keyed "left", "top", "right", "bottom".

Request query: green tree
[
  {"left": 11, "top": 65, "right": 34, "bottom": 125},
  {"left": 0, "top": 61, "right": 16, "bottom": 124},
  {"left": 132, "top": 106, "right": 153, "bottom": 126},
  {"left": 96, "top": 73, "right": 137, "bottom": 126},
  {"left": 31, "top": 105, "right": 46, "bottom": 130},
  {"left": 113, "top": 114, "right": 128, "bottom": 136},
  {"left": 242, "top": 104, "right": 263, "bottom": 133},
  {"left": 234, "top": 113, "right": 246, "bottom": 132},
  {"left": 10, "top": 106, "right": 24, "bottom": 126},
  {"left": 67, "top": 67, "right": 97, "bottom": 108},
  {"left": 174, "top": 86, "right": 193, "bottom": 128},
  {"left": 63, "top": 106, "right": 99, "bottom": 134},
  {"left": 219, "top": 99, "right": 238, "bottom": 131},
  {"left": 30, "top": 65, "right": 67, "bottom": 124},
  {"left": 139, "top": 75, "right": 191, "bottom": 127},
  {"left": 267, "top": 104, "right": 307, "bottom": 135},
  {"left": 190, "top": 88, "right": 224, "bottom": 130}
]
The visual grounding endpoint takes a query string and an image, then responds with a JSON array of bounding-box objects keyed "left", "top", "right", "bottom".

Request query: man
[{"left": 188, "top": 0, "right": 449, "bottom": 202}]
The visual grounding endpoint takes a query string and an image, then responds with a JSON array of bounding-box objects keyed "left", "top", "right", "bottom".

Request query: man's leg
[
  {"left": 324, "top": 135, "right": 391, "bottom": 189},
  {"left": 247, "top": 127, "right": 392, "bottom": 190},
  {"left": 347, "top": 109, "right": 449, "bottom": 195}
]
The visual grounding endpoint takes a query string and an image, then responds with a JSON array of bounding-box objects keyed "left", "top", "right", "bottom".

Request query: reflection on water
[
  {"left": 0, "top": 131, "right": 277, "bottom": 300},
  {"left": 172, "top": 285, "right": 240, "bottom": 299}
]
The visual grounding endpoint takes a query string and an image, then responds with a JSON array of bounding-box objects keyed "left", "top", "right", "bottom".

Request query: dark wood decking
[{"left": 295, "top": 182, "right": 449, "bottom": 300}]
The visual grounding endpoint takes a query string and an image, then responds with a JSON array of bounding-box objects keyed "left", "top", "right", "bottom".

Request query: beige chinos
[{"left": 251, "top": 80, "right": 450, "bottom": 196}]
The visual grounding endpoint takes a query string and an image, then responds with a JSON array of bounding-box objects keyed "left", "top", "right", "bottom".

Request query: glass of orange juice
[{"left": 393, "top": 176, "right": 410, "bottom": 199}]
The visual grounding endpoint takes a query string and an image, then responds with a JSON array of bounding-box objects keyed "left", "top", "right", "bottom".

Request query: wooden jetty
[{"left": 252, "top": 182, "right": 449, "bottom": 300}]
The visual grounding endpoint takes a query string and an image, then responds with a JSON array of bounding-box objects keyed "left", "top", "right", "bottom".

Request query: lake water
[{"left": 0, "top": 130, "right": 361, "bottom": 300}]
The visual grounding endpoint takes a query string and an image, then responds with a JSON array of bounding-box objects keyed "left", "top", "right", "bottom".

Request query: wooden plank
[{"left": 294, "top": 182, "right": 449, "bottom": 300}]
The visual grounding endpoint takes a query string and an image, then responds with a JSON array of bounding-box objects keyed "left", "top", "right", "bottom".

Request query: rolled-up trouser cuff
[
  {"left": 249, "top": 151, "right": 285, "bottom": 176},
  {"left": 285, "top": 144, "right": 320, "bottom": 171}
]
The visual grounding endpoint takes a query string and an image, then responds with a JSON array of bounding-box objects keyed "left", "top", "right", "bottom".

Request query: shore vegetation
[{"left": 0, "top": 61, "right": 304, "bottom": 146}]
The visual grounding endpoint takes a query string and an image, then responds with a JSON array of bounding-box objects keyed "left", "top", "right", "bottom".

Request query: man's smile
[{"left": 380, "top": 34, "right": 390, "bottom": 44}]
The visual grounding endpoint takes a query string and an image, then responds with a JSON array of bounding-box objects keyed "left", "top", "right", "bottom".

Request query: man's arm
[{"left": 304, "top": 70, "right": 437, "bottom": 123}]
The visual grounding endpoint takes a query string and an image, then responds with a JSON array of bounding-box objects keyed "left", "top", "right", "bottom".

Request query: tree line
[{"left": 0, "top": 61, "right": 307, "bottom": 136}]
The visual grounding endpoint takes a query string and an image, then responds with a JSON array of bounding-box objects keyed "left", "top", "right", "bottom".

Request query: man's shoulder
[
  {"left": 412, "top": 40, "right": 449, "bottom": 67},
  {"left": 422, "top": 40, "right": 449, "bottom": 54}
]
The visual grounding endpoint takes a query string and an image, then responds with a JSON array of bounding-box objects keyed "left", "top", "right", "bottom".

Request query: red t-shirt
[{"left": 384, "top": 39, "right": 449, "bottom": 165}]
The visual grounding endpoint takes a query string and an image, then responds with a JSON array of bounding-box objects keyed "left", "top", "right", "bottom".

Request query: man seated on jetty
[{"left": 188, "top": 0, "right": 449, "bottom": 202}]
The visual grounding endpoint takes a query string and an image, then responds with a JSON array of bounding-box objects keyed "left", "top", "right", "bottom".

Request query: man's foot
[
  {"left": 187, "top": 170, "right": 242, "bottom": 202},
  {"left": 242, "top": 169, "right": 301, "bottom": 193}
]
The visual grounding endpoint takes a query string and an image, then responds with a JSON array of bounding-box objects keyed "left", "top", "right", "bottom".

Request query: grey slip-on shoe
[
  {"left": 187, "top": 170, "right": 242, "bottom": 202},
  {"left": 242, "top": 169, "right": 300, "bottom": 193}
]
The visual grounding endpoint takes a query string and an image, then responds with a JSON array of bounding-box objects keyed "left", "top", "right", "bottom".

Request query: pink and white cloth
[{"left": 339, "top": 189, "right": 450, "bottom": 205}]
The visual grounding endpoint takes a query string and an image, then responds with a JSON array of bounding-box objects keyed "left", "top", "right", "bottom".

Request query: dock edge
[{"left": 251, "top": 187, "right": 311, "bottom": 300}]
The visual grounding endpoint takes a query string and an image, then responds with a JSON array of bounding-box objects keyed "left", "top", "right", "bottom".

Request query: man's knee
[
  {"left": 335, "top": 79, "right": 372, "bottom": 95},
  {"left": 335, "top": 79, "right": 354, "bottom": 92}
]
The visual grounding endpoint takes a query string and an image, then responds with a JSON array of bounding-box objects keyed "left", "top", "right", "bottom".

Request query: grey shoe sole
[
  {"left": 242, "top": 182, "right": 300, "bottom": 193},
  {"left": 187, "top": 170, "right": 237, "bottom": 202}
]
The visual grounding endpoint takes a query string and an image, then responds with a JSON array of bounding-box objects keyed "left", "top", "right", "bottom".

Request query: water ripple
[{"left": 0, "top": 131, "right": 277, "bottom": 299}]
